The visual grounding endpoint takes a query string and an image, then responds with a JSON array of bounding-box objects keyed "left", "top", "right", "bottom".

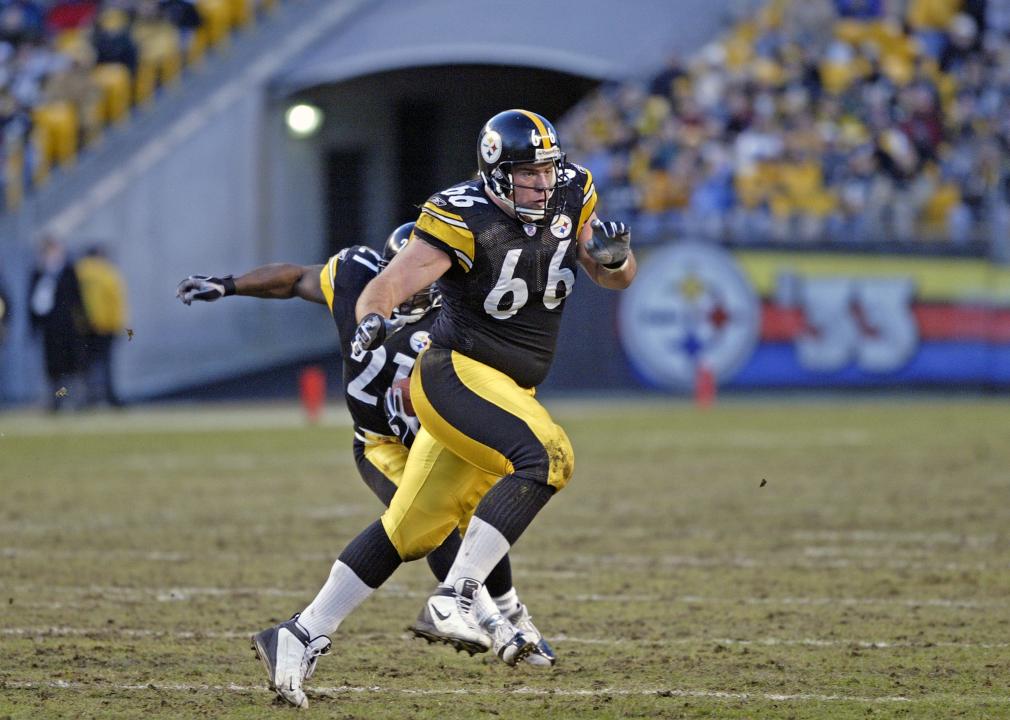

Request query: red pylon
[
  {"left": 695, "top": 363, "right": 716, "bottom": 408},
  {"left": 299, "top": 365, "right": 326, "bottom": 423}
]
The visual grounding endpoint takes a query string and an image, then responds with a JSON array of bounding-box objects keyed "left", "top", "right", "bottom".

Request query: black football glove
[
  {"left": 383, "top": 383, "right": 420, "bottom": 448},
  {"left": 351, "top": 312, "right": 406, "bottom": 356},
  {"left": 176, "top": 275, "right": 236, "bottom": 305},
  {"left": 586, "top": 219, "right": 631, "bottom": 269}
]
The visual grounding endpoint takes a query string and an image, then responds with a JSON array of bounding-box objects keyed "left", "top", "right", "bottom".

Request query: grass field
[{"left": 1, "top": 399, "right": 1009, "bottom": 719}]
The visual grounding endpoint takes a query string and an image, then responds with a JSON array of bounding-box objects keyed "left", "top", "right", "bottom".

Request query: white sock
[
  {"left": 444, "top": 517, "right": 511, "bottom": 588},
  {"left": 493, "top": 587, "right": 521, "bottom": 616},
  {"left": 297, "top": 560, "right": 373, "bottom": 638}
]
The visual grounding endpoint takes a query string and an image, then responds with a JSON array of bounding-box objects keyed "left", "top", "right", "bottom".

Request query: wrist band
[
  {"left": 602, "top": 256, "right": 628, "bottom": 271},
  {"left": 222, "top": 276, "right": 237, "bottom": 296}
]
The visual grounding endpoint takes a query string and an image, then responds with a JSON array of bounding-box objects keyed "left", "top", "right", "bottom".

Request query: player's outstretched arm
[
  {"left": 577, "top": 213, "right": 637, "bottom": 290},
  {"left": 177, "top": 264, "right": 325, "bottom": 305}
]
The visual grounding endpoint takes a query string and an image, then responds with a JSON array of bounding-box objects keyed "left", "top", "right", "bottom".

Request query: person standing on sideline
[
  {"left": 29, "top": 236, "right": 88, "bottom": 411},
  {"left": 0, "top": 269, "right": 10, "bottom": 346},
  {"left": 76, "top": 244, "right": 129, "bottom": 407}
]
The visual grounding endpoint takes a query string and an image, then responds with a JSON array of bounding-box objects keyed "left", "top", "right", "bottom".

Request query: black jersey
[
  {"left": 320, "top": 245, "right": 438, "bottom": 438},
  {"left": 412, "top": 163, "right": 597, "bottom": 388}
]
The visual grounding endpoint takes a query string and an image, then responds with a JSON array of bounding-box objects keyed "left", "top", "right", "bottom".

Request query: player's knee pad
[
  {"left": 511, "top": 423, "right": 574, "bottom": 491},
  {"left": 544, "top": 423, "right": 574, "bottom": 491}
]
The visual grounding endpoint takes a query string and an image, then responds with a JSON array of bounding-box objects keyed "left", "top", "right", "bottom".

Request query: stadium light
[{"left": 285, "top": 103, "right": 323, "bottom": 138}]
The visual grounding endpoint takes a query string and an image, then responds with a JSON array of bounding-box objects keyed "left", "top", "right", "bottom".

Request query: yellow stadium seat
[
  {"left": 187, "top": 27, "right": 209, "bottom": 66},
  {"left": 809, "top": 190, "right": 838, "bottom": 217},
  {"left": 934, "top": 71, "right": 957, "bottom": 111},
  {"left": 91, "top": 63, "right": 132, "bottom": 124},
  {"left": 865, "top": 20, "right": 907, "bottom": 53},
  {"left": 724, "top": 21, "right": 756, "bottom": 69},
  {"left": 639, "top": 169, "right": 690, "bottom": 213},
  {"left": 196, "top": 0, "right": 231, "bottom": 47},
  {"left": 627, "top": 147, "right": 653, "bottom": 186},
  {"left": 921, "top": 182, "right": 961, "bottom": 229},
  {"left": 161, "top": 42, "right": 183, "bottom": 86},
  {"left": 820, "top": 61, "right": 854, "bottom": 94},
  {"left": 228, "top": 0, "right": 253, "bottom": 28},
  {"left": 30, "top": 126, "right": 51, "bottom": 187},
  {"left": 734, "top": 168, "right": 768, "bottom": 209},
  {"left": 723, "top": 36, "right": 752, "bottom": 69},
  {"left": 834, "top": 19, "right": 873, "bottom": 46},
  {"left": 135, "top": 22, "right": 184, "bottom": 93},
  {"left": 4, "top": 134, "right": 25, "bottom": 210},
  {"left": 752, "top": 57, "right": 784, "bottom": 87},
  {"left": 880, "top": 54, "right": 913, "bottom": 86},
  {"left": 33, "top": 101, "right": 79, "bottom": 167},
  {"left": 757, "top": 0, "right": 786, "bottom": 30},
  {"left": 906, "top": 0, "right": 960, "bottom": 31},
  {"left": 54, "top": 28, "right": 87, "bottom": 55},
  {"left": 768, "top": 192, "right": 793, "bottom": 219},
  {"left": 79, "top": 97, "right": 104, "bottom": 147},
  {"left": 778, "top": 162, "right": 822, "bottom": 200},
  {"left": 135, "top": 57, "right": 157, "bottom": 106},
  {"left": 637, "top": 96, "right": 671, "bottom": 136}
]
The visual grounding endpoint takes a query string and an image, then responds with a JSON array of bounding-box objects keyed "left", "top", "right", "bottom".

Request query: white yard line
[
  {"left": 6, "top": 584, "right": 1006, "bottom": 610},
  {"left": 3, "top": 680, "right": 1009, "bottom": 705},
  {"left": 3, "top": 627, "right": 1008, "bottom": 650},
  {"left": 792, "top": 530, "right": 997, "bottom": 547},
  {"left": 2, "top": 627, "right": 249, "bottom": 640},
  {"left": 3, "top": 546, "right": 1000, "bottom": 573},
  {"left": 0, "top": 404, "right": 354, "bottom": 436}
]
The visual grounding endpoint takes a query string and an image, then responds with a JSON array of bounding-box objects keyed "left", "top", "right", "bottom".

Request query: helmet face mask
[
  {"left": 391, "top": 286, "right": 441, "bottom": 324},
  {"left": 378, "top": 222, "right": 442, "bottom": 324},
  {"left": 478, "top": 109, "right": 569, "bottom": 226}
]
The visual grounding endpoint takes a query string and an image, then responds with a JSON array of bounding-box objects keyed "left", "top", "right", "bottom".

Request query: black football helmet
[
  {"left": 477, "top": 109, "right": 568, "bottom": 225},
  {"left": 379, "top": 222, "right": 441, "bottom": 324}
]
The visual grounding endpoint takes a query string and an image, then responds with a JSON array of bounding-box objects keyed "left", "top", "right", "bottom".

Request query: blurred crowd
[
  {"left": 0, "top": 0, "right": 270, "bottom": 212},
  {"left": 561, "top": 0, "right": 1010, "bottom": 247}
]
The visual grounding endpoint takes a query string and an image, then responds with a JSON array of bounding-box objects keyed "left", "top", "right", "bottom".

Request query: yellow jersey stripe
[
  {"left": 416, "top": 211, "right": 475, "bottom": 270},
  {"left": 453, "top": 249, "right": 473, "bottom": 271},
  {"left": 319, "top": 256, "right": 338, "bottom": 311},
  {"left": 517, "top": 109, "right": 552, "bottom": 149},
  {"left": 578, "top": 187, "right": 597, "bottom": 234},
  {"left": 421, "top": 207, "right": 469, "bottom": 230},
  {"left": 582, "top": 167, "right": 594, "bottom": 194},
  {"left": 422, "top": 201, "right": 467, "bottom": 227}
]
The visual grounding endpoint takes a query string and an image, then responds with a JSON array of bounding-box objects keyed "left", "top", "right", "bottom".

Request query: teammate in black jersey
[
  {"left": 240, "top": 110, "right": 636, "bottom": 708},
  {"left": 177, "top": 225, "right": 442, "bottom": 499}
]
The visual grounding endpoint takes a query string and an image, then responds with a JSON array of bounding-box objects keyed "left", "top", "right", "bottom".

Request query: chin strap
[{"left": 485, "top": 170, "right": 555, "bottom": 225}]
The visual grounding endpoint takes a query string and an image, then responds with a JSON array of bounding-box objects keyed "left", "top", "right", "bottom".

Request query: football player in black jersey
[
  {"left": 177, "top": 223, "right": 553, "bottom": 697},
  {"left": 241, "top": 110, "right": 635, "bottom": 708},
  {"left": 177, "top": 225, "right": 444, "bottom": 495}
]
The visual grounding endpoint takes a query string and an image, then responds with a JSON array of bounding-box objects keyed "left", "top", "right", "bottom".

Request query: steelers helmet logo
[
  {"left": 550, "top": 214, "right": 572, "bottom": 238},
  {"left": 480, "top": 130, "right": 502, "bottom": 164},
  {"left": 409, "top": 331, "right": 431, "bottom": 353},
  {"left": 618, "top": 242, "right": 760, "bottom": 390}
]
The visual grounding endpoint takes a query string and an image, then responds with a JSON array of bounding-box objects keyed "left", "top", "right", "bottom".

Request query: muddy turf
[{"left": 1, "top": 400, "right": 1008, "bottom": 719}]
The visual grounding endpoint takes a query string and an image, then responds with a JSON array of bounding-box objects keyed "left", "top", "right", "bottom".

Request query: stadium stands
[
  {"left": 0, "top": 0, "right": 279, "bottom": 213},
  {"left": 560, "top": 0, "right": 1010, "bottom": 248}
]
